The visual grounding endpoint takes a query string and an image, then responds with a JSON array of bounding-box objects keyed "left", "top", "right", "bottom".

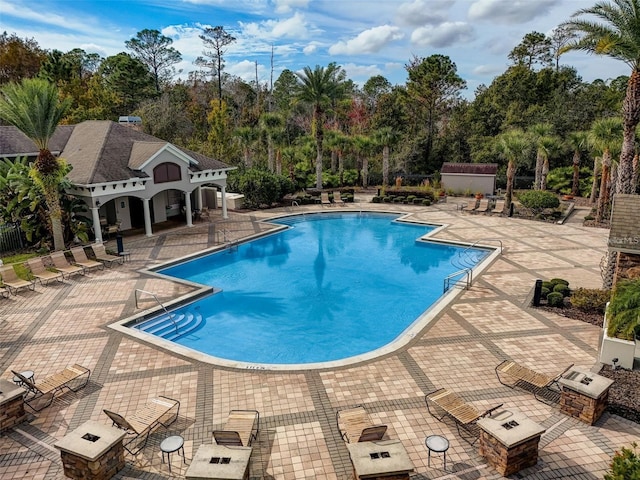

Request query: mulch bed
[{"left": 537, "top": 305, "right": 639, "bottom": 424}]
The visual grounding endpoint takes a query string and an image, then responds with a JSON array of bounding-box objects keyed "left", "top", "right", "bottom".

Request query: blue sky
[{"left": 0, "top": 0, "right": 629, "bottom": 98}]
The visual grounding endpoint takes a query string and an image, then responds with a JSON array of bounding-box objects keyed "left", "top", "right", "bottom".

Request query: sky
[{"left": 0, "top": 0, "right": 630, "bottom": 99}]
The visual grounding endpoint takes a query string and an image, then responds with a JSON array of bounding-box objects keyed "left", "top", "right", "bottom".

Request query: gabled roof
[
  {"left": 441, "top": 162, "right": 498, "bottom": 175},
  {"left": 0, "top": 120, "right": 231, "bottom": 185}
]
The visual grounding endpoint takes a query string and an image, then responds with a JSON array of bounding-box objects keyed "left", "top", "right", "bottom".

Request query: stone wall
[
  {"left": 560, "top": 388, "right": 608, "bottom": 425},
  {"left": 0, "top": 395, "right": 26, "bottom": 431},
  {"left": 60, "top": 442, "right": 125, "bottom": 480},
  {"left": 479, "top": 432, "right": 541, "bottom": 476}
]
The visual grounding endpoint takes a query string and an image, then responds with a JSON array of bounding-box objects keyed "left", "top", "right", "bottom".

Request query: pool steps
[{"left": 135, "top": 310, "right": 204, "bottom": 341}]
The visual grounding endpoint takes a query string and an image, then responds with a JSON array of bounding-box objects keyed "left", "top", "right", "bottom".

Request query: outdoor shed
[{"left": 440, "top": 162, "right": 498, "bottom": 196}]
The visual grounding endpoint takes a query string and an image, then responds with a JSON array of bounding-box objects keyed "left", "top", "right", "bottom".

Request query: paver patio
[{"left": 1, "top": 197, "right": 638, "bottom": 479}]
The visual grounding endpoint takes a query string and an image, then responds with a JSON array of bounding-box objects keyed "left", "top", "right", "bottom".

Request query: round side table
[
  {"left": 13, "top": 370, "right": 35, "bottom": 388},
  {"left": 160, "top": 435, "right": 185, "bottom": 473},
  {"left": 425, "top": 434, "right": 449, "bottom": 470}
]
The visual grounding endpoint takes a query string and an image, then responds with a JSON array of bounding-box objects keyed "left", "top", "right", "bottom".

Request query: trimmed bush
[
  {"left": 604, "top": 442, "right": 640, "bottom": 480},
  {"left": 383, "top": 196, "right": 392, "bottom": 203},
  {"left": 407, "top": 195, "right": 416, "bottom": 203},
  {"left": 570, "top": 288, "right": 610, "bottom": 314},
  {"left": 413, "top": 198, "right": 422, "bottom": 204},
  {"left": 541, "top": 286, "right": 550, "bottom": 298},
  {"left": 372, "top": 196, "right": 382, "bottom": 203},
  {"left": 547, "top": 292, "right": 564, "bottom": 307},
  {"left": 550, "top": 278, "right": 569, "bottom": 286},
  {"left": 553, "top": 284, "right": 570, "bottom": 297},
  {"left": 542, "top": 281, "right": 554, "bottom": 291},
  {"left": 422, "top": 199, "right": 431, "bottom": 206}
]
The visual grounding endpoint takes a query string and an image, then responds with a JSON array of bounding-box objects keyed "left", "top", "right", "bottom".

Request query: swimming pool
[{"left": 131, "top": 213, "right": 491, "bottom": 366}]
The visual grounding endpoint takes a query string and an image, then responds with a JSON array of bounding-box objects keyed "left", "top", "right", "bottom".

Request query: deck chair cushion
[{"left": 214, "top": 409, "right": 260, "bottom": 446}]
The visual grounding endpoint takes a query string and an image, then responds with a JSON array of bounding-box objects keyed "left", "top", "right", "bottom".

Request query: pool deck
[{"left": 1, "top": 197, "right": 638, "bottom": 479}]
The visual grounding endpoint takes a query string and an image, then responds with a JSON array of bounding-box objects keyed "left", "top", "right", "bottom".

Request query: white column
[
  {"left": 195, "top": 186, "right": 202, "bottom": 210},
  {"left": 143, "top": 198, "right": 153, "bottom": 237},
  {"left": 221, "top": 186, "right": 228, "bottom": 219},
  {"left": 184, "top": 192, "right": 193, "bottom": 227},
  {"left": 90, "top": 207, "right": 102, "bottom": 243}
]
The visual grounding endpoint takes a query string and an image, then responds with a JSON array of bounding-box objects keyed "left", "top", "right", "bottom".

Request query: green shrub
[
  {"left": 541, "top": 287, "right": 550, "bottom": 298},
  {"left": 546, "top": 166, "right": 593, "bottom": 197},
  {"left": 393, "top": 196, "right": 405, "bottom": 203},
  {"left": 517, "top": 190, "right": 560, "bottom": 213},
  {"left": 413, "top": 198, "right": 422, "bottom": 204},
  {"left": 604, "top": 442, "right": 640, "bottom": 480},
  {"left": 550, "top": 278, "right": 569, "bottom": 287},
  {"left": 542, "top": 281, "right": 554, "bottom": 291},
  {"left": 422, "top": 199, "right": 431, "bottom": 206},
  {"left": 553, "top": 284, "right": 570, "bottom": 297},
  {"left": 607, "top": 278, "right": 640, "bottom": 340},
  {"left": 570, "top": 288, "right": 610, "bottom": 314},
  {"left": 383, "top": 196, "right": 392, "bottom": 203},
  {"left": 407, "top": 195, "right": 416, "bottom": 203},
  {"left": 372, "top": 196, "right": 382, "bottom": 203},
  {"left": 228, "top": 168, "right": 295, "bottom": 208},
  {"left": 547, "top": 292, "right": 564, "bottom": 307},
  {"left": 345, "top": 194, "right": 354, "bottom": 202}
]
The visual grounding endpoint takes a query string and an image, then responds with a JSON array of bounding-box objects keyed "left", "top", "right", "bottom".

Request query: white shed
[{"left": 440, "top": 162, "right": 498, "bottom": 196}]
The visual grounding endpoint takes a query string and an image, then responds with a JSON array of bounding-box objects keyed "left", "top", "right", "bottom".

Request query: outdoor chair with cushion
[
  {"left": 491, "top": 199, "right": 505, "bottom": 214},
  {"left": 91, "top": 243, "right": 124, "bottom": 267},
  {"left": 336, "top": 405, "right": 387, "bottom": 443},
  {"left": 213, "top": 409, "right": 260, "bottom": 446},
  {"left": 425, "top": 388, "right": 503, "bottom": 444},
  {"left": 49, "top": 251, "right": 85, "bottom": 278},
  {"left": 495, "top": 360, "right": 574, "bottom": 404},
  {"left": 12, "top": 364, "right": 91, "bottom": 411},
  {"left": 70, "top": 246, "right": 104, "bottom": 272},
  {"left": 321, "top": 191, "right": 332, "bottom": 206},
  {"left": 0, "top": 265, "right": 36, "bottom": 294},
  {"left": 104, "top": 395, "right": 181, "bottom": 455},
  {"left": 333, "top": 191, "right": 345, "bottom": 206},
  {"left": 473, "top": 198, "right": 490, "bottom": 213},
  {"left": 26, "top": 257, "right": 63, "bottom": 285}
]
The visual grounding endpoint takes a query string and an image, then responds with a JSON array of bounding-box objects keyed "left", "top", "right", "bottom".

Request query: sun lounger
[
  {"left": 491, "top": 199, "right": 505, "bottom": 214},
  {"left": 425, "top": 388, "right": 502, "bottom": 444},
  {"left": 12, "top": 364, "right": 90, "bottom": 411},
  {"left": 333, "top": 191, "right": 345, "bottom": 206},
  {"left": 91, "top": 243, "right": 124, "bottom": 267},
  {"left": 104, "top": 395, "right": 180, "bottom": 455},
  {"left": 49, "top": 251, "right": 85, "bottom": 278},
  {"left": 26, "top": 257, "right": 63, "bottom": 285},
  {"left": 336, "top": 406, "right": 387, "bottom": 443},
  {"left": 495, "top": 360, "right": 574, "bottom": 403},
  {"left": 213, "top": 409, "right": 260, "bottom": 446},
  {"left": 473, "top": 198, "right": 490, "bottom": 213},
  {"left": 321, "top": 191, "right": 332, "bottom": 206},
  {"left": 70, "top": 246, "right": 104, "bottom": 272},
  {"left": 0, "top": 265, "right": 36, "bottom": 294}
]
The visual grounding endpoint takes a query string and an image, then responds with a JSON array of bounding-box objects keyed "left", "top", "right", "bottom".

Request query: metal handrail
[
  {"left": 135, "top": 289, "right": 177, "bottom": 334},
  {"left": 443, "top": 268, "right": 472, "bottom": 293}
]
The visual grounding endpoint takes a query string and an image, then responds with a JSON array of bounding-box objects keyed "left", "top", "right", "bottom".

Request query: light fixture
[
  {"left": 612, "top": 358, "right": 619, "bottom": 370},
  {"left": 95, "top": 200, "right": 101, "bottom": 207}
]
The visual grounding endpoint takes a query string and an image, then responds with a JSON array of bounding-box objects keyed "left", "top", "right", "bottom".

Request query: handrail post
[{"left": 134, "top": 289, "right": 177, "bottom": 334}]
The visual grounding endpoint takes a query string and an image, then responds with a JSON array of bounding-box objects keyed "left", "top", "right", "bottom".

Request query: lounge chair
[
  {"left": 26, "top": 257, "right": 63, "bottom": 285},
  {"left": 0, "top": 265, "right": 36, "bottom": 294},
  {"left": 12, "top": 364, "right": 91, "bottom": 412},
  {"left": 491, "top": 199, "right": 505, "bottom": 214},
  {"left": 321, "top": 192, "right": 332, "bottom": 206},
  {"left": 336, "top": 406, "right": 387, "bottom": 443},
  {"left": 495, "top": 360, "right": 574, "bottom": 403},
  {"left": 49, "top": 251, "right": 85, "bottom": 278},
  {"left": 425, "top": 388, "right": 502, "bottom": 444},
  {"left": 473, "top": 198, "right": 490, "bottom": 213},
  {"left": 333, "top": 191, "right": 345, "bottom": 206},
  {"left": 104, "top": 395, "right": 180, "bottom": 455},
  {"left": 91, "top": 243, "right": 124, "bottom": 267},
  {"left": 70, "top": 246, "right": 104, "bottom": 272},
  {"left": 213, "top": 409, "right": 260, "bottom": 446}
]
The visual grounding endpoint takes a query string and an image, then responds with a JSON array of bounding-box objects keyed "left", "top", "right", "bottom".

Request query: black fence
[{"left": 0, "top": 222, "right": 24, "bottom": 254}]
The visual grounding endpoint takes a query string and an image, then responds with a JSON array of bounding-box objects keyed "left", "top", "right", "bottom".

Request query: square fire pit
[
  {"left": 559, "top": 366, "right": 614, "bottom": 425},
  {"left": 0, "top": 379, "right": 27, "bottom": 431},
  {"left": 186, "top": 444, "right": 252, "bottom": 480},
  {"left": 346, "top": 439, "right": 414, "bottom": 479},
  {"left": 478, "top": 408, "right": 545, "bottom": 476},
  {"left": 54, "top": 420, "right": 126, "bottom": 480}
]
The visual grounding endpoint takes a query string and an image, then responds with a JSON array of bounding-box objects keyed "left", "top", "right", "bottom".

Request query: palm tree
[
  {"left": 374, "top": 127, "right": 400, "bottom": 187},
  {"left": 566, "top": 131, "right": 589, "bottom": 196},
  {"left": 0, "top": 79, "right": 71, "bottom": 251},
  {"left": 529, "top": 123, "right": 554, "bottom": 190},
  {"left": 495, "top": 129, "right": 531, "bottom": 212},
  {"left": 352, "top": 135, "right": 375, "bottom": 188},
  {"left": 589, "top": 117, "right": 623, "bottom": 223},
  {"left": 294, "top": 64, "right": 344, "bottom": 189},
  {"left": 562, "top": 0, "right": 640, "bottom": 195},
  {"left": 260, "top": 113, "right": 284, "bottom": 173},
  {"left": 233, "top": 126, "right": 257, "bottom": 168}
]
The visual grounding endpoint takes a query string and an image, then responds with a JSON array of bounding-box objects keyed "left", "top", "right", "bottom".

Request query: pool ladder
[
  {"left": 134, "top": 289, "right": 178, "bottom": 335},
  {"left": 444, "top": 239, "right": 503, "bottom": 293}
]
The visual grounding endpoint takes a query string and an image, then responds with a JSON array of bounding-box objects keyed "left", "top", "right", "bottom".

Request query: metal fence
[{"left": 0, "top": 222, "right": 23, "bottom": 254}]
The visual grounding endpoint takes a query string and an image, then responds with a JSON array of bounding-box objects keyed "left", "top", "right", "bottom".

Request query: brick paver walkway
[{"left": 1, "top": 198, "right": 638, "bottom": 479}]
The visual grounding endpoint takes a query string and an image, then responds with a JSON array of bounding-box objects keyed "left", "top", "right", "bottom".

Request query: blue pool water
[{"left": 137, "top": 213, "right": 489, "bottom": 364}]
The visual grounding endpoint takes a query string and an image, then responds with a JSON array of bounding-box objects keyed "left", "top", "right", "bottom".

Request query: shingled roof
[
  {"left": 608, "top": 194, "right": 640, "bottom": 253},
  {"left": 441, "top": 162, "right": 498, "bottom": 175},
  {"left": 0, "top": 120, "right": 230, "bottom": 185}
]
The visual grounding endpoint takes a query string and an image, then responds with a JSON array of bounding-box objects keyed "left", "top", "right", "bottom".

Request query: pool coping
[{"left": 108, "top": 211, "right": 502, "bottom": 371}]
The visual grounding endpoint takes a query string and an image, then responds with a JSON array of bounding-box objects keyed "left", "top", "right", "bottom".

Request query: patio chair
[
  {"left": 333, "top": 191, "right": 345, "bottom": 206},
  {"left": 91, "top": 243, "right": 124, "bottom": 267},
  {"left": 0, "top": 265, "right": 36, "bottom": 295},
  {"left": 495, "top": 360, "right": 574, "bottom": 403},
  {"left": 336, "top": 406, "right": 387, "bottom": 443},
  {"left": 213, "top": 409, "right": 260, "bottom": 446},
  {"left": 12, "top": 364, "right": 91, "bottom": 412},
  {"left": 491, "top": 199, "right": 505, "bottom": 214},
  {"left": 425, "top": 388, "right": 503, "bottom": 444},
  {"left": 49, "top": 251, "right": 85, "bottom": 278},
  {"left": 26, "top": 257, "right": 63, "bottom": 285},
  {"left": 321, "top": 191, "right": 332, "bottom": 206},
  {"left": 473, "top": 198, "right": 490, "bottom": 213},
  {"left": 70, "top": 246, "right": 104, "bottom": 272},
  {"left": 104, "top": 395, "right": 181, "bottom": 455}
]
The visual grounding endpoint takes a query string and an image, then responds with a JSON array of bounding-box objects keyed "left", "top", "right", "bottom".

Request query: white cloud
[
  {"left": 329, "top": 25, "right": 404, "bottom": 55},
  {"left": 274, "top": 0, "right": 310, "bottom": 14},
  {"left": 468, "top": 0, "right": 559, "bottom": 24},
  {"left": 396, "top": 0, "right": 453, "bottom": 27},
  {"left": 303, "top": 42, "right": 320, "bottom": 55},
  {"left": 342, "top": 62, "right": 383, "bottom": 81},
  {"left": 240, "top": 12, "right": 314, "bottom": 39},
  {"left": 411, "top": 22, "right": 474, "bottom": 48},
  {"left": 227, "top": 59, "right": 267, "bottom": 81},
  {"left": 472, "top": 64, "right": 503, "bottom": 75}
]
